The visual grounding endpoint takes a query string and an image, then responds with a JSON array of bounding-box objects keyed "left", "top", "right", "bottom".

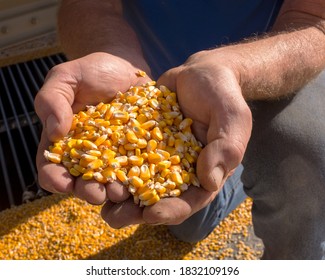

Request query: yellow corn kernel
[
  {"left": 93, "top": 172, "right": 108, "bottom": 184},
  {"left": 169, "top": 155, "right": 181, "bottom": 165},
  {"left": 136, "top": 113, "right": 148, "bottom": 124},
  {"left": 86, "top": 150, "right": 102, "bottom": 157},
  {"left": 182, "top": 158, "right": 191, "bottom": 169},
  {"left": 148, "top": 99, "right": 159, "bottom": 109},
  {"left": 132, "top": 125, "right": 146, "bottom": 137},
  {"left": 101, "top": 167, "right": 116, "bottom": 181},
  {"left": 90, "top": 111, "right": 101, "bottom": 119},
  {"left": 164, "top": 180, "right": 177, "bottom": 190},
  {"left": 135, "top": 148, "right": 141, "bottom": 157},
  {"left": 157, "top": 160, "right": 172, "bottom": 170},
  {"left": 158, "top": 120, "right": 167, "bottom": 129},
  {"left": 178, "top": 118, "right": 193, "bottom": 130},
  {"left": 115, "top": 156, "right": 128, "bottom": 166},
  {"left": 142, "top": 194, "right": 160, "bottom": 206},
  {"left": 155, "top": 184, "right": 167, "bottom": 194},
  {"left": 173, "top": 114, "right": 183, "bottom": 127},
  {"left": 169, "top": 189, "right": 181, "bottom": 197},
  {"left": 50, "top": 146, "right": 64, "bottom": 155},
  {"left": 124, "top": 143, "right": 137, "bottom": 150},
  {"left": 140, "top": 164, "right": 151, "bottom": 181},
  {"left": 112, "top": 111, "right": 129, "bottom": 123},
  {"left": 175, "top": 138, "right": 185, "bottom": 153},
  {"left": 190, "top": 173, "right": 200, "bottom": 187},
  {"left": 160, "top": 168, "right": 170, "bottom": 178},
  {"left": 116, "top": 169, "right": 128, "bottom": 185},
  {"left": 139, "top": 189, "right": 157, "bottom": 201},
  {"left": 162, "top": 111, "right": 179, "bottom": 120},
  {"left": 83, "top": 140, "right": 98, "bottom": 150},
  {"left": 156, "top": 149, "right": 170, "bottom": 160},
  {"left": 147, "top": 153, "right": 163, "bottom": 164},
  {"left": 156, "top": 176, "right": 165, "bottom": 184},
  {"left": 126, "top": 130, "right": 138, "bottom": 143},
  {"left": 73, "top": 164, "right": 87, "bottom": 174},
  {"left": 94, "top": 134, "right": 108, "bottom": 147},
  {"left": 164, "top": 146, "right": 176, "bottom": 156},
  {"left": 128, "top": 166, "right": 140, "bottom": 178},
  {"left": 141, "top": 120, "right": 156, "bottom": 130},
  {"left": 167, "top": 135, "right": 175, "bottom": 147},
  {"left": 101, "top": 139, "right": 112, "bottom": 148},
  {"left": 151, "top": 127, "right": 163, "bottom": 141},
  {"left": 147, "top": 139, "right": 158, "bottom": 152},
  {"left": 82, "top": 170, "right": 94, "bottom": 180},
  {"left": 136, "top": 138, "right": 147, "bottom": 149},
  {"left": 137, "top": 70, "right": 147, "bottom": 77},
  {"left": 136, "top": 97, "right": 149, "bottom": 107},
  {"left": 118, "top": 145, "right": 127, "bottom": 155},
  {"left": 99, "top": 103, "right": 109, "bottom": 115},
  {"left": 44, "top": 151, "right": 62, "bottom": 164},
  {"left": 181, "top": 170, "right": 191, "bottom": 184},
  {"left": 87, "top": 159, "right": 103, "bottom": 170},
  {"left": 110, "top": 119, "right": 123, "bottom": 126},
  {"left": 129, "top": 176, "right": 144, "bottom": 188},
  {"left": 126, "top": 94, "right": 140, "bottom": 104},
  {"left": 67, "top": 139, "right": 77, "bottom": 149},
  {"left": 104, "top": 105, "right": 115, "bottom": 120},
  {"left": 128, "top": 155, "right": 144, "bottom": 166},
  {"left": 170, "top": 171, "right": 183, "bottom": 186},
  {"left": 149, "top": 163, "right": 157, "bottom": 177},
  {"left": 170, "top": 164, "right": 182, "bottom": 173},
  {"left": 69, "top": 167, "right": 81, "bottom": 177},
  {"left": 101, "top": 149, "right": 116, "bottom": 161},
  {"left": 107, "top": 158, "right": 120, "bottom": 169}
]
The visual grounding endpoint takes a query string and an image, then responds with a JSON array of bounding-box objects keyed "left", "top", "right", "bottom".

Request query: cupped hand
[
  {"left": 35, "top": 52, "right": 150, "bottom": 202},
  {"left": 158, "top": 50, "right": 252, "bottom": 192}
]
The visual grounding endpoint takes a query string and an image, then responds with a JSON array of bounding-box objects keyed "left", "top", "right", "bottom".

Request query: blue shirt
[{"left": 122, "top": 0, "right": 284, "bottom": 78}]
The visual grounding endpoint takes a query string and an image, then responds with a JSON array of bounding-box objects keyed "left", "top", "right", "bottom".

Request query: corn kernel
[
  {"left": 128, "top": 156, "right": 144, "bottom": 166},
  {"left": 140, "top": 164, "right": 151, "bottom": 181},
  {"left": 44, "top": 151, "right": 62, "bottom": 164},
  {"left": 116, "top": 170, "right": 128, "bottom": 185},
  {"left": 128, "top": 166, "right": 140, "bottom": 178},
  {"left": 151, "top": 127, "right": 163, "bottom": 141},
  {"left": 69, "top": 168, "right": 81, "bottom": 177},
  {"left": 129, "top": 176, "right": 144, "bottom": 188}
]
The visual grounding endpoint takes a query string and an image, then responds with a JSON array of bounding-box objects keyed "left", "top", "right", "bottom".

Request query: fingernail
[
  {"left": 212, "top": 165, "right": 225, "bottom": 189},
  {"left": 46, "top": 114, "right": 59, "bottom": 139}
]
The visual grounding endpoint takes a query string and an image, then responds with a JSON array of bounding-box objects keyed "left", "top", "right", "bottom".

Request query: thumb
[
  {"left": 34, "top": 64, "right": 77, "bottom": 141},
  {"left": 196, "top": 140, "right": 227, "bottom": 192}
]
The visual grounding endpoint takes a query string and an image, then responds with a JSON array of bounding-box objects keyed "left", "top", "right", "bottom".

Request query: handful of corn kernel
[{"left": 44, "top": 80, "right": 202, "bottom": 206}]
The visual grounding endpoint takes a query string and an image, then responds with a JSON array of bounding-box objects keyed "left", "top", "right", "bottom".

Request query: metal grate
[{"left": 0, "top": 53, "right": 66, "bottom": 211}]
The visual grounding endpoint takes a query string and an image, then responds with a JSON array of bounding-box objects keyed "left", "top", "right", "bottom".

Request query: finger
[
  {"left": 36, "top": 131, "right": 74, "bottom": 193},
  {"left": 101, "top": 199, "right": 144, "bottom": 228},
  {"left": 34, "top": 63, "right": 77, "bottom": 142},
  {"left": 74, "top": 177, "right": 107, "bottom": 205},
  {"left": 142, "top": 185, "right": 217, "bottom": 225},
  {"left": 106, "top": 181, "right": 130, "bottom": 203},
  {"left": 197, "top": 96, "right": 252, "bottom": 192}
]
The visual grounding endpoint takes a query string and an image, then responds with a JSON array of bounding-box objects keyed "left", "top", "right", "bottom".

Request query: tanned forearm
[
  {"left": 214, "top": 0, "right": 325, "bottom": 100},
  {"left": 57, "top": 0, "right": 150, "bottom": 73}
]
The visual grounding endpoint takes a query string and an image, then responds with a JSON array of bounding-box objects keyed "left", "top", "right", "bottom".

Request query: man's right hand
[{"left": 35, "top": 52, "right": 150, "bottom": 203}]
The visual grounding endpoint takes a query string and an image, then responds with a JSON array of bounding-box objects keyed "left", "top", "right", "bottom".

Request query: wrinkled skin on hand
[{"left": 35, "top": 50, "right": 252, "bottom": 228}]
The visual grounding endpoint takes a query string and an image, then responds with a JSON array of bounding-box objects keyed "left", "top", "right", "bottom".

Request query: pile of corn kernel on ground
[{"left": 0, "top": 194, "right": 263, "bottom": 260}]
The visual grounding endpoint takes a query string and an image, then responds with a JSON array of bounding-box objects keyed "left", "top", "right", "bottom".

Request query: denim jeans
[{"left": 168, "top": 70, "right": 325, "bottom": 259}]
